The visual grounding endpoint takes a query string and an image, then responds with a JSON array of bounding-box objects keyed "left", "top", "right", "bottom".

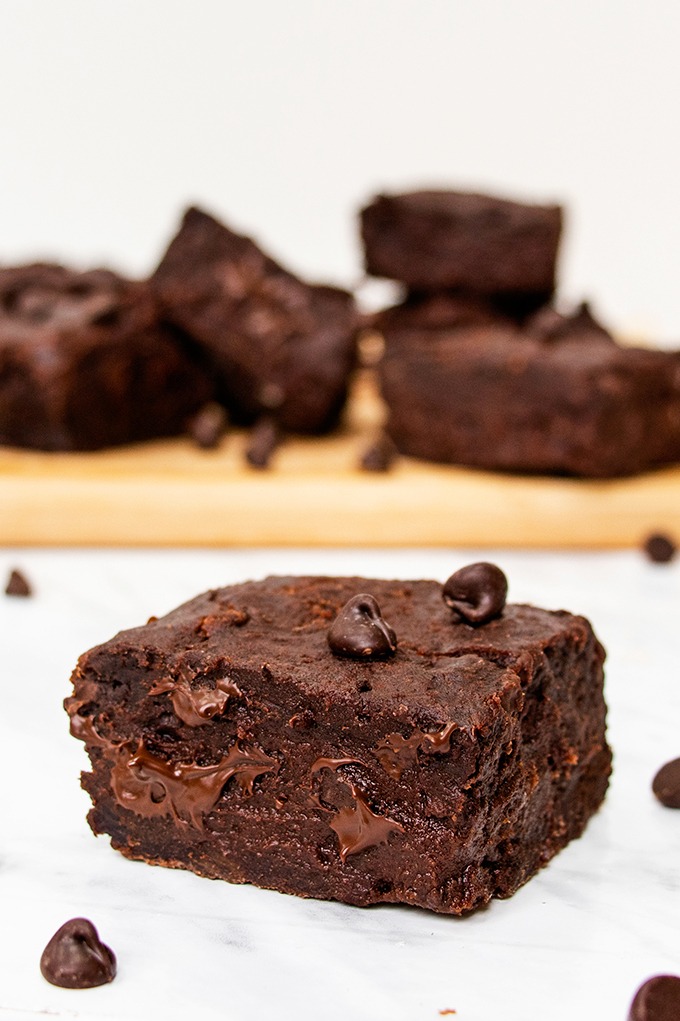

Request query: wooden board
[{"left": 1, "top": 373, "right": 679, "bottom": 547}]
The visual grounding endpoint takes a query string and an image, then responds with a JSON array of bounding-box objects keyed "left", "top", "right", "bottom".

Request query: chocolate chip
[
  {"left": 360, "top": 434, "right": 397, "bottom": 473},
  {"left": 628, "top": 975, "right": 680, "bottom": 1020},
  {"left": 188, "top": 402, "right": 228, "bottom": 449},
  {"left": 442, "top": 562, "right": 507, "bottom": 625},
  {"left": 5, "top": 568, "right": 32, "bottom": 597},
  {"left": 643, "top": 534, "right": 677, "bottom": 564},
  {"left": 246, "top": 417, "right": 280, "bottom": 469},
  {"left": 652, "top": 758, "right": 680, "bottom": 808},
  {"left": 40, "top": 918, "right": 116, "bottom": 989},
  {"left": 328, "top": 594, "right": 397, "bottom": 659}
]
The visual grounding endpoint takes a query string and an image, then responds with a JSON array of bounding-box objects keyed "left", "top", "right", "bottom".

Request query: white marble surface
[{"left": 1, "top": 548, "right": 678, "bottom": 1021}]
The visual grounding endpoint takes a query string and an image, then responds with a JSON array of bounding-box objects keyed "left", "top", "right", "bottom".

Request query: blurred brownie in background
[
  {"left": 152, "top": 207, "right": 359, "bottom": 434},
  {"left": 360, "top": 189, "right": 562, "bottom": 303},
  {"left": 0, "top": 264, "right": 212, "bottom": 451},
  {"left": 378, "top": 303, "right": 680, "bottom": 478}
]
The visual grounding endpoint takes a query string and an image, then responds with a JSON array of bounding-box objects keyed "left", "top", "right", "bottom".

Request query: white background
[{"left": 1, "top": 1, "right": 680, "bottom": 337}]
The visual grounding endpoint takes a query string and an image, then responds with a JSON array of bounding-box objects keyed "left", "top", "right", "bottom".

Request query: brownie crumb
[
  {"left": 360, "top": 434, "right": 397, "bottom": 473},
  {"left": 652, "top": 757, "right": 680, "bottom": 808},
  {"left": 643, "top": 533, "right": 677, "bottom": 564},
  {"left": 5, "top": 568, "right": 32, "bottom": 597},
  {"left": 188, "top": 402, "right": 228, "bottom": 449},
  {"left": 246, "top": 417, "right": 280, "bottom": 469}
]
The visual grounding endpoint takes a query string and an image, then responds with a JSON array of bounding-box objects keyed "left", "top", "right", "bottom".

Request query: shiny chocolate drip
[
  {"left": 309, "top": 755, "right": 403, "bottom": 860},
  {"left": 110, "top": 740, "right": 278, "bottom": 830},
  {"left": 374, "top": 722, "right": 457, "bottom": 780},
  {"left": 149, "top": 676, "right": 242, "bottom": 727},
  {"left": 310, "top": 756, "right": 365, "bottom": 774},
  {"left": 329, "top": 784, "right": 404, "bottom": 862}
]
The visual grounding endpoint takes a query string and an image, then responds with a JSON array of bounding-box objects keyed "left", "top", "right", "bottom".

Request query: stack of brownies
[{"left": 361, "top": 190, "right": 680, "bottom": 478}]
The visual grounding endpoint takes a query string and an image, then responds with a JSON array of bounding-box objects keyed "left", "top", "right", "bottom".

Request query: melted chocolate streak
[
  {"left": 149, "top": 676, "right": 242, "bottom": 727},
  {"left": 374, "top": 722, "right": 458, "bottom": 780},
  {"left": 310, "top": 757, "right": 404, "bottom": 862},
  {"left": 66, "top": 694, "right": 277, "bottom": 830}
]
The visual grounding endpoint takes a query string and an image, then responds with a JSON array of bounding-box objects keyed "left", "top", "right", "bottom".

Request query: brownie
[
  {"left": 152, "top": 207, "right": 358, "bottom": 433},
  {"left": 66, "top": 574, "right": 611, "bottom": 915},
  {"left": 361, "top": 190, "right": 562, "bottom": 296},
  {"left": 0, "top": 263, "right": 213, "bottom": 451},
  {"left": 379, "top": 306, "right": 680, "bottom": 478}
]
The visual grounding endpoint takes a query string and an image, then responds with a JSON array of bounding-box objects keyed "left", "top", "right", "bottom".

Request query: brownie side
[
  {"left": 151, "top": 207, "right": 358, "bottom": 433},
  {"left": 0, "top": 263, "right": 214, "bottom": 451},
  {"left": 66, "top": 576, "right": 610, "bottom": 915},
  {"left": 360, "top": 190, "right": 562, "bottom": 295},
  {"left": 379, "top": 321, "right": 680, "bottom": 478}
]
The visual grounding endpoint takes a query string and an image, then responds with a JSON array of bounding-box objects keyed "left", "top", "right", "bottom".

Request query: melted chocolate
[
  {"left": 309, "top": 755, "right": 403, "bottom": 859},
  {"left": 150, "top": 676, "right": 241, "bottom": 727},
  {"left": 374, "top": 722, "right": 457, "bottom": 779},
  {"left": 442, "top": 562, "right": 507, "bottom": 625},
  {"left": 110, "top": 740, "right": 278, "bottom": 829},
  {"left": 40, "top": 918, "right": 116, "bottom": 989},
  {"left": 245, "top": 416, "right": 280, "bottom": 468},
  {"left": 329, "top": 784, "right": 404, "bottom": 862},
  {"left": 327, "top": 594, "right": 397, "bottom": 659},
  {"left": 310, "top": 756, "right": 365, "bottom": 774}
]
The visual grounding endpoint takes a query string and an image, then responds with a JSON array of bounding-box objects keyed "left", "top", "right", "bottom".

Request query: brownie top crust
[
  {"left": 77, "top": 575, "right": 597, "bottom": 730},
  {"left": 0, "top": 263, "right": 153, "bottom": 352}
]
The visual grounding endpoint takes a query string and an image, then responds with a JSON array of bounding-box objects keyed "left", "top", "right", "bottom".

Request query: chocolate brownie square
[
  {"left": 0, "top": 263, "right": 213, "bottom": 451},
  {"left": 66, "top": 571, "right": 611, "bottom": 915},
  {"left": 361, "top": 189, "right": 562, "bottom": 297},
  {"left": 152, "top": 207, "right": 358, "bottom": 433},
  {"left": 379, "top": 303, "right": 680, "bottom": 477}
]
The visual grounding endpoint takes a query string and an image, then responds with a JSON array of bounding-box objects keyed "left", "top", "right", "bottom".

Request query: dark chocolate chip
[
  {"left": 628, "top": 975, "right": 680, "bottom": 1021},
  {"left": 188, "top": 402, "right": 228, "bottom": 449},
  {"left": 442, "top": 562, "right": 507, "bottom": 625},
  {"left": 246, "top": 417, "right": 280, "bottom": 469},
  {"left": 360, "top": 434, "right": 397, "bottom": 473},
  {"left": 652, "top": 758, "right": 680, "bottom": 808},
  {"left": 328, "top": 594, "right": 397, "bottom": 659},
  {"left": 643, "top": 534, "right": 677, "bottom": 564},
  {"left": 5, "top": 568, "right": 32, "bottom": 597},
  {"left": 40, "top": 918, "right": 116, "bottom": 989}
]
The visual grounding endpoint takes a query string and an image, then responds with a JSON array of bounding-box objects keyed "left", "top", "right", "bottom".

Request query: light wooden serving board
[{"left": 1, "top": 374, "right": 679, "bottom": 547}]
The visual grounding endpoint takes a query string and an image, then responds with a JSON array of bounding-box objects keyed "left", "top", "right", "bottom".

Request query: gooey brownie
[{"left": 66, "top": 569, "right": 611, "bottom": 915}]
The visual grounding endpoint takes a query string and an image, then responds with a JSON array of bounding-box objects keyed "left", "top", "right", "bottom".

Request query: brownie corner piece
[
  {"left": 0, "top": 262, "right": 213, "bottom": 450},
  {"left": 66, "top": 574, "right": 611, "bottom": 915},
  {"left": 151, "top": 206, "right": 359, "bottom": 433},
  {"left": 360, "top": 188, "right": 563, "bottom": 295}
]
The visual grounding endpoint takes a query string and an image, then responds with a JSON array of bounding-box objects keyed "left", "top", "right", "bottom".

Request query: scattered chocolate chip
[
  {"left": 5, "top": 568, "right": 32, "bottom": 597},
  {"left": 40, "top": 918, "right": 116, "bottom": 989},
  {"left": 652, "top": 757, "right": 680, "bottom": 808},
  {"left": 442, "top": 562, "right": 507, "bottom": 625},
  {"left": 628, "top": 975, "right": 680, "bottom": 1021},
  {"left": 360, "top": 434, "right": 397, "bottom": 473},
  {"left": 643, "top": 533, "right": 677, "bottom": 564},
  {"left": 188, "top": 402, "right": 228, "bottom": 449},
  {"left": 328, "top": 594, "right": 397, "bottom": 659},
  {"left": 246, "top": 416, "right": 280, "bottom": 469}
]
